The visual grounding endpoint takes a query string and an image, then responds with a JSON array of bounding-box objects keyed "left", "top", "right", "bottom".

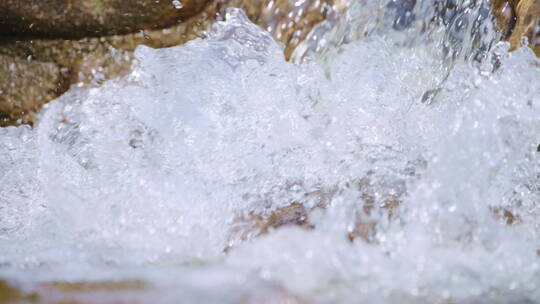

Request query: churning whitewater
[{"left": 1, "top": 4, "right": 539, "bottom": 303}]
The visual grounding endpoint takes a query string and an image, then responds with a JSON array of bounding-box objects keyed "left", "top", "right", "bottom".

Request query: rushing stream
[{"left": 1, "top": 1, "right": 540, "bottom": 303}]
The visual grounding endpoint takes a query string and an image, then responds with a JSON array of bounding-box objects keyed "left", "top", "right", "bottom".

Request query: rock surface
[
  {"left": 0, "top": 0, "right": 219, "bottom": 126},
  {"left": 491, "top": 0, "right": 519, "bottom": 38},
  {"left": 0, "top": 54, "right": 70, "bottom": 125},
  {"left": 0, "top": 280, "right": 38, "bottom": 303},
  {"left": 0, "top": 0, "right": 347, "bottom": 126},
  {"left": 492, "top": 0, "right": 540, "bottom": 54},
  {"left": 1, "top": 0, "right": 538, "bottom": 126},
  {"left": 508, "top": 0, "right": 540, "bottom": 54},
  {"left": 0, "top": 279, "right": 306, "bottom": 304},
  {"left": 0, "top": 0, "right": 210, "bottom": 38}
]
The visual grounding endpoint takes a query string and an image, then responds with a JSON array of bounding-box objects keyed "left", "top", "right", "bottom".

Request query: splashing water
[{"left": 1, "top": 1, "right": 540, "bottom": 302}]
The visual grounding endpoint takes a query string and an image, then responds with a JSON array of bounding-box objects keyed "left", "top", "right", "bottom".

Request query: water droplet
[{"left": 172, "top": 0, "right": 183, "bottom": 9}]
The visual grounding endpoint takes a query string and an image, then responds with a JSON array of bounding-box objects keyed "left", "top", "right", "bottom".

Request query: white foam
[{"left": 0, "top": 6, "right": 539, "bottom": 303}]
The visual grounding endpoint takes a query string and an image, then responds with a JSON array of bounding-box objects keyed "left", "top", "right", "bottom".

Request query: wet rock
[
  {"left": 0, "top": 280, "right": 38, "bottom": 303},
  {"left": 227, "top": 0, "right": 348, "bottom": 59},
  {"left": 0, "top": 54, "right": 70, "bottom": 127},
  {"left": 227, "top": 195, "right": 400, "bottom": 247},
  {"left": 262, "top": 202, "right": 312, "bottom": 233},
  {"left": 491, "top": 0, "right": 540, "bottom": 55},
  {"left": 0, "top": 0, "right": 219, "bottom": 74},
  {"left": 2, "top": 0, "right": 540, "bottom": 127},
  {"left": 0, "top": 0, "right": 210, "bottom": 38},
  {"left": 2, "top": 278, "right": 306, "bottom": 304},
  {"left": 0, "top": 0, "right": 349, "bottom": 126},
  {"left": 491, "top": 0, "right": 518, "bottom": 38},
  {"left": 345, "top": 173, "right": 405, "bottom": 243},
  {"left": 490, "top": 207, "right": 522, "bottom": 225},
  {"left": 0, "top": 0, "right": 219, "bottom": 125},
  {"left": 226, "top": 202, "right": 313, "bottom": 251},
  {"left": 508, "top": 0, "right": 540, "bottom": 56},
  {"left": 238, "top": 282, "right": 309, "bottom": 304},
  {"left": 41, "top": 280, "right": 150, "bottom": 293},
  {"left": 3, "top": 280, "right": 152, "bottom": 304},
  {"left": 227, "top": 176, "right": 406, "bottom": 250},
  {"left": 347, "top": 197, "right": 400, "bottom": 243}
]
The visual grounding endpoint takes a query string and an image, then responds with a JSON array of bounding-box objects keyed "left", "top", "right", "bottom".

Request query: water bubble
[{"left": 172, "top": 0, "right": 183, "bottom": 9}]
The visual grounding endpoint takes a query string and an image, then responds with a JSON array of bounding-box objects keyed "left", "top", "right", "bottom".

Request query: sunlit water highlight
[{"left": 1, "top": 1, "right": 540, "bottom": 303}]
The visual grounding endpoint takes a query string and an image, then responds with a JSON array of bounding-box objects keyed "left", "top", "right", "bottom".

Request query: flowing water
[{"left": 1, "top": 1, "right": 540, "bottom": 303}]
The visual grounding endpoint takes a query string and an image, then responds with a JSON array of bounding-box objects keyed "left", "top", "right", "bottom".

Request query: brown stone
[
  {"left": 263, "top": 202, "right": 312, "bottom": 233},
  {"left": 227, "top": 177, "right": 405, "bottom": 249},
  {"left": 0, "top": 54, "right": 70, "bottom": 127},
  {"left": 227, "top": 0, "right": 347, "bottom": 59},
  {"left": 0, "top": 0, "right": 210, "bottom": 38},
  {"left": 0, "top": 0, "right": 349, "bottom": 126},
  {"left": 226, "top": 202, "right": 313, "bottom": 251},
  {"left": 509, "top": 0, "right": 540, "bottom": 55},
  {"left": 41, "top": 280, "right": 150, "bottom": 293},
  {"left": 2, "top": 0, "right": 540, "bottom": 127},
  {"left": 0, "top": 0, "right": 220, "bottom": 69},
  {"left": 491, "top": 0, "right": 540, "bottom": 55},
  {"left": 0, "top": 0, "right": 220, "bottom": 126},
  {"left": 0, "top": 280, "right": 39, "bottom": 303},
  {"left": 2, "top": 278, "right": 306, "bottom": 304},
  {"left": 347, "top": 197, "right": 401, "bottom": 243},
  {"left": 490, "top": 207, "right": 522, "bottom": 225},
  {"left": 491, "top": 0, "right": 518, "bottom": 39}
]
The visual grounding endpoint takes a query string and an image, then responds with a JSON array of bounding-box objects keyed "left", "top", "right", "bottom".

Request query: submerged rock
[
  {"left": 262, "top": 202, "right": 312, "bottom": 233},
  {"left": 227, "top": 179, "right": 405, "bottom": 250},
  {"left": 0, "top": 279, "right": 306, "bottom": 304},
  {"left": 41, "top": 280, "right": 151, "bottom": 293},
  {"left": 226, "top": 202, "right": 313, "bottom": 251}
]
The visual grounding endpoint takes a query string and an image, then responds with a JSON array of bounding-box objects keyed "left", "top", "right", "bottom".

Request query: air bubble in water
[{"left": 172, "top": 0, "right": 183, "bottom": 9}]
